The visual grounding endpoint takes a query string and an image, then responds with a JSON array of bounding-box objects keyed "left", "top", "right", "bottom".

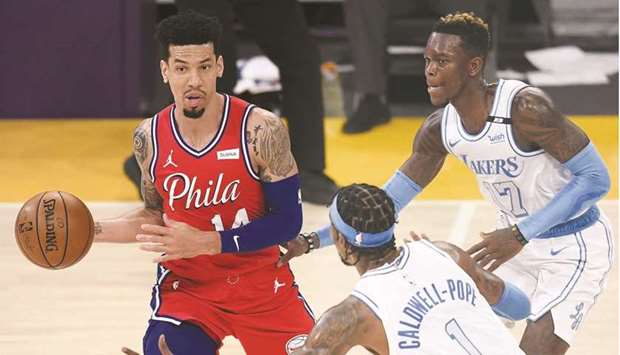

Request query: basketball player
[
  {"left": 284, "top": 12, "right": 613, "bottom": 355},
  {"left": 294, "top": 183, "right": 527, "bottom": 354},
  {"left": 94, "top": 11, "right": 313, "bottom": 354}
]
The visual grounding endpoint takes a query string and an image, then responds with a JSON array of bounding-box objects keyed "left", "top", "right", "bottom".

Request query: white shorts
[{"left": 494, "top": 213, "right": 614, "bottom": 345}]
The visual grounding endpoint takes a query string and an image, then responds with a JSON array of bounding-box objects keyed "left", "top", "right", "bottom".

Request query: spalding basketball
[{"left": 14, "top": 191, "right": 94, "bottom": 269}]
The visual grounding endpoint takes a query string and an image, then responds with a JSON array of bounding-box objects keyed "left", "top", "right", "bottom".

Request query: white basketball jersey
[
  {"left": 441, "top": 79, "right": 572, "bottom": 228},
  {"left": 352, "top": 241, "right": 523, "bottom": 355}
]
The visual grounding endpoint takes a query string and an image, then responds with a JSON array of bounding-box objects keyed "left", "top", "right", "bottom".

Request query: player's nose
[
  {"left": 425, "top": 62, "right": 437, "bottom": 77},
  {"left": 188, "top": 69, "right": 203, "bottom": 86}
]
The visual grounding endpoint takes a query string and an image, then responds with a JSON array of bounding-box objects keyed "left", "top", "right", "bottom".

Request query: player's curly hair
[
  {"left": 156, "top": 10, "right": 222, "bottom": 60},
  {"left": 336, "top": 184, "right": 396, "bottom": 262},
  {"left": 432, "top": 11, "right": 490, "bottom": 58}
]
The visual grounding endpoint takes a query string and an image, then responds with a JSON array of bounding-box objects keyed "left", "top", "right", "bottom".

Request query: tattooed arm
[
  {"left": 294, "top": 296, "right": 388, "bottom": 355},
  {"left": 399, "top": 108, "right": 448, "bottom": 187},
  {"left": 245, "top": 107, "right": 298, "bottom": 182},
  {"left": 94, "top": 118, "right": 164, "bottom": 243},
  {"left": 511, "top": 87, "right": 589, "bottom": 161}
]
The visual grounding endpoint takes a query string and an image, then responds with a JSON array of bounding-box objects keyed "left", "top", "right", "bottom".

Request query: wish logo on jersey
[
  {"left": 397, "top": 279, "right": 478, "bottom": 349},
  {"left": 460, "top": 154, "right": 523, "bottom": 178},
  {"left": 162, "top": 172, "right": 241, "bottom": 211}
]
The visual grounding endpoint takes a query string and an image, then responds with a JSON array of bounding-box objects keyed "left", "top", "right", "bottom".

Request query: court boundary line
[{"left": 447, "top": 201, "right": 478, "bottom": 245}]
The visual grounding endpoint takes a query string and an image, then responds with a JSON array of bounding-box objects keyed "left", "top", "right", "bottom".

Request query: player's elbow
[
  {"left": 283, "top": 208, "right": 303, "bottom": 242},
  {"left": 596, "top": 168, "right": 611, "bottom": 197},
  {"left": 510, "top": 299, "right": 531, "bottom": 321},
  {"left": 491, "top": 282, "right": 531, "bottom": 321},
  {"left": 273, "top": 201, "right": 303, "bottom": 243}
]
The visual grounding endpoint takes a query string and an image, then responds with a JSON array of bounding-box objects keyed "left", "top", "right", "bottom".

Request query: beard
[{"left": 183, "top": 107, "right": 205, "bottom": 119}]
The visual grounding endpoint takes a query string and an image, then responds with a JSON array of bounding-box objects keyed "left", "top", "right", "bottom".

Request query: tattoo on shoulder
[
  {"left": 513, "top": 88, "right": 588, "bottom": 162},
  {"left": 133, "top": 120, "right": 151, "bottom": 166},
  {"left": 256, "top": 116, "right": 295, "bottom": 179},
  {"left": 513, "top": 89, "right": 554, "bottom": 122},
  {"left": 245, "top": 124, "right": 262, "bottom": 156},
  {"left": 141, "top": 178, "right": 163, "bottom": 211},
  {"left": 307, "top": 298, "right": 361, "bottom": 350}
]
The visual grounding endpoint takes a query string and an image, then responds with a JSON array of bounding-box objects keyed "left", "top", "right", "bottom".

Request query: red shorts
[{"left": 149, "top": 262, "right": 314, "bottom": 355}]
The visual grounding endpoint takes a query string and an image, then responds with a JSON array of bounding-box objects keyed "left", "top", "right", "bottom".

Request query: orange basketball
[{"left": 14, "top": 191, "right": 94, "bottom": 269}]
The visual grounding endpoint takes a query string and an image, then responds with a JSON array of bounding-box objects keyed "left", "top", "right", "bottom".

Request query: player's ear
[
  {"left": 334, "top": 230, "right": 346, "bottom": 247},
  {"left": 216, "top": 55, "right": 224, "bottom": 78},
  {"left": 468, "top": 56, "right": 484, "bottom": 77},
  {"left": 160, "top": 60, "right": 169, "bottom": 84}
]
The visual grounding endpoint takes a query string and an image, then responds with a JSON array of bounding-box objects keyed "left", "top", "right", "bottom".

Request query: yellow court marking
[{"left": 0, "top": 116, "right": 617, "bottom": 201}]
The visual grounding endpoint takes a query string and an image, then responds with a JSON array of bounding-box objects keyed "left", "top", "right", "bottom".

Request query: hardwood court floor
[{"left": 0, "top": 200, "right": 616, "bottom": 355}]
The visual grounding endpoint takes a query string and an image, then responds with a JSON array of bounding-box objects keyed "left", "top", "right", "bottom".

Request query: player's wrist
[
  {"left": 511, "top": 225, "right": 528, "bottom": 246},
  {"left": 202, "top": 230, "right": 222, "bottom": 255}
]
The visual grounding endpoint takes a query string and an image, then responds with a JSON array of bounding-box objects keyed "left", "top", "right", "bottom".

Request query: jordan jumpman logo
[{"left": 163, "top": 149, "right": 178, "bottom": 168}]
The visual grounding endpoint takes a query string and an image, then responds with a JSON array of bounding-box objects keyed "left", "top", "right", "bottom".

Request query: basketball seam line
[
  {"left": 56, "top": 191, "right": 69, "bottom": 268},
  {"left": 35, "top": 192, "right": 53, "bottom": 268}
]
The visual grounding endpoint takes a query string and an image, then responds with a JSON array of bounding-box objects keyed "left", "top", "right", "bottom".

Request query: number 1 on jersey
[
  {"left": 445, "top": 318, "right": 482, "bottom": 355},
  {"left": 210, "top": 208, "right": 250, "bottom": 231}
]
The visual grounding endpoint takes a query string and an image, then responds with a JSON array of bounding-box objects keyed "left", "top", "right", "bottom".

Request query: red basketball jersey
[{"left": 149, "top": 94, "right": 278, "bottom": 282}]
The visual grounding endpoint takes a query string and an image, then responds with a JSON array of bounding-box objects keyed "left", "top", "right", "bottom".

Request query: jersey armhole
[
  {"left": 148, "top": 113, "right": 160, "bottom": 183},
  {"left": 351, "top": 289, "right": 383, "bottom": 322},
  {"left": 504, "top": 84, "right": 545, "bottom": 157},
  {"left": 240, "top": 104, "right": 261, "bottom": 181},
  {"left": 440, "top": 106, "right": 455, "bottom": 155}
]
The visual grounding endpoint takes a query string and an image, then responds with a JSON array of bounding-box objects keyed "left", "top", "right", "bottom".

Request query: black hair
[
  {"left": 155, "top": 10, "right": 223, "bottom": 60},
  {"left": 432, "top": 11, "right": 490, "bottom": 58},
  {"left": 335, "top": 183, "right": 397, "bottom": 262}
]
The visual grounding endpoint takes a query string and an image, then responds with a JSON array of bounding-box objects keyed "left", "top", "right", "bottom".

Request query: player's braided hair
[
  {"left": 156, "top": 10, "right": 223, "bottom": 60},
  {"left": 433, "top": 12, "right": 490, "bottom": 58},
  {"left": 336, "top": 184, "right": 396, "bottom": 261}
]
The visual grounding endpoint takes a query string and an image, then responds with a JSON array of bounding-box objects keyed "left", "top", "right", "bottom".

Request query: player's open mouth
[{"left": 185, "top": 96, "right": 203, "bottom": 106}]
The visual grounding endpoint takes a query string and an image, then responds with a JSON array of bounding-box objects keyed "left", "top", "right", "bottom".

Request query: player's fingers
[
  {"left": 136, "top": 234, "right": 168, "bottom": 244},
  {"left": 480, "top": 231, "right": 492, "bottom": 239},
  {"left": 277, "top": 250, "right": 294, "bottom": 268},
  {"left": 478, "top": 254, "right": 497, "bottom": 268},
  {"left": 487, "top": 258, "right": 505, "bottom": 272},
  {"left": 163, "top": 214, "right": 185, "bottom": 228},
  {"left": 121, "top": 347, "right": 140, "bottom": 355},
  {"left": 141, "top": 223, "right": 173, "bottom": 235},
  {"left": 409, "top": 231, "right": 422, "bottom": 241},
  {"left": 472, "top": 249, "right": 489, "bottom": 263},
  {"left": 467, "top": 240, "right": 487, "bottom": 255},
  {"left": 139, "top": 243, "right": 167, "bottom": 253},
  {"left": 159, "top": 334, "right": 173, "bottom": 355}
]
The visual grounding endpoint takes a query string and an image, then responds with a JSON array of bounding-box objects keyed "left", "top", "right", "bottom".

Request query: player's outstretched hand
[
  {"left": 121, "top": 346, "right": 139, "bottom": 355},
  {"left": 137, "top": 214, "right": 222, "bottom": 262},
  {"left": 408, "top": 231, "right": 429, "bottom": 242},
  {"left": 277, "top": 234, "right": 310, "bottom": 267},
  {"left": 466, "top": 227, "right": 524, "bottom": 271},
  {"left": 121, "top": 335, "right": 173, "bottom": 355}
]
